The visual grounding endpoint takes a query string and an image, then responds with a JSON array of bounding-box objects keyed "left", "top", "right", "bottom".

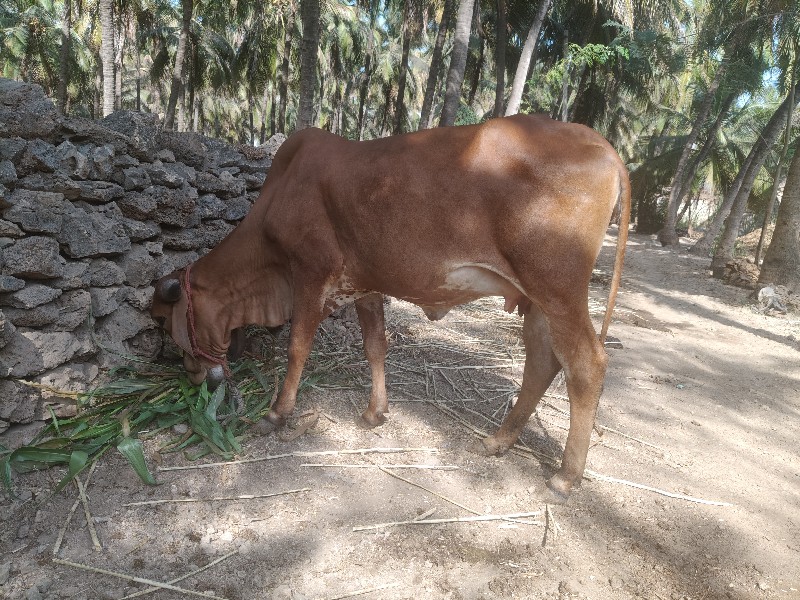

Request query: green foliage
[
  {"left": 454, "top": 104, "right": 480, "bottom": 126},
  {"left": 0, "top": 358, "right": 280, "bottom": 497}
]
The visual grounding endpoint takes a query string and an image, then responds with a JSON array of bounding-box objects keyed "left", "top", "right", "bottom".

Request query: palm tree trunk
[
  {"left": 493, "top": 0, "right": 507, "bottom": 118},
  {"left": 706, "top": 84, "right": 800, "bottom": 272},
  {"left": 165, "top": 0, "right": 193, "bottom": 130},
  {"left": 419, "top": 0, "right": 452, "bottom": 130},
  {"left": 467, "top": 34, "right": 485, "bottom": 108},
  {"left": 505, "top": 0, "right": 551, "bottom": 117},
  {"left": 755, "top": 76, "right": 795, "bottom": 265},
  {"left": 758, "top": 136, "right": 800, "bottom": 289},
  {"left": 278, "top": 1, "right": 295, "bottom": 134},
  {"left": 114, "top": 19, "right": 126, "bottom": 110},
  {"left": 99, "top": 0, "right": 115, "bottom": 117},
  {"left": 659, "top": 66, "right": 727, "bottom": 245},
  {"left": 559, "top": 31, "right": 570, "bottom": 121},
  {"left": 297, "top": 0, "right": 321, "bottom": 131},
  {"left": 394, "top": 1, "right": 412, "bottom": 135},
  {"left": 663, "top": 91, "right": 737, "bottom": 233},
  {"left": 439, "top": 0, "right": 476, "bottom": 127},
  {"left": 57, "top": 0, "right": 71, "bottom": 115}
]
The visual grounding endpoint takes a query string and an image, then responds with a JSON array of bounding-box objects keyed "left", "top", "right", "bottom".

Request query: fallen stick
[
  {"left": 353, "top": 511, "right": 543, "bottom": 532},
  {"left": 377, "top": 466, "right": 477, "bottom": 515},
  {"left": 122, "top": 488, "right": 310, "bottom": 507},
  {"left": 325, "top": 582, "right": 399, "bottom": 599},
  {"left": 157, "top": 447, "right": 438, "bottom": 472},
  {"left": 52, "top": 558, "right": 232, "bottom": 599},
  {"left": 300, "top": 463, "right": 458, "bottom": 471},
  {"left": 53, "top": 462, "right": 99, "bottom": 557},
  {"left": 119, "top": 550, "right": 238, "bottom": 599},
  {"left": 376, "top": 466, "right": 537, "bottom": 527},
  {"left": 75, "top": 476, "right": 102, "bottom": 552},
  {"left": 588, "top": 472, "right": 734, "bottom": 506},
  {"left": 542, "top": 504, "right": 562, "bottom": 548}
]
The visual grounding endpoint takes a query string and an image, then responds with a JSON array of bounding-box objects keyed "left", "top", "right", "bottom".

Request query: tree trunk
[
  {"left": 57, "top": 0, "right": 71, "bottom": 115},
  {"left": 115, "top": 19, "right": 126, "bottom": 110},
  {"left": 277, "top": 1, "right": 295, "bottom": 134},
  {"left": 505, "top": 0, "right": 551, "bottom": 117},
  {"left": 758, "top": 140, "right": 800, "bottom": 291},
  {"left": 419, "top": 0, "right": 452, "bottom": 130},
  {"left": 559, "top": 31, "right": 570, "bottom": 121},
  {"left": 659, "top": 46, "right": 735, "bottom": 245},
  {"left": 467, "top": 34, "right": 485, "bottom": 108},
  {"left": 493, "top": 0, "right": 507, "bottom": 118},
  {"left": 439, "top": 0, "right": 476, "bottom": 127},
  {"left": 99, "top": 0, "right": 115, "bottom": 117},
  {"left": 677, "top": 91, "right": 736, "bottom": 200},
  {"left": 297, "top": 0, "right": 320, "bottom": 131},
  {"left": 165, "top": 0, "right": 193, "bottom": 130},
  {"left": 755, "top": 78, "right": 795, "bottom": 265},
  {"left": 691, "top": 151, "right": 756, "bottom": 257},
  {"left": 394, "top": 2, "right": 412, "bottom": 135},
  {"left": 708, "top": 85, "right": 800, "bottom": 273}
]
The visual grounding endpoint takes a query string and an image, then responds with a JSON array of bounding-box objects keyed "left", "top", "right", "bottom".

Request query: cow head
[{"left": 150, "top": 269, "right": 245, "bottom": 389}]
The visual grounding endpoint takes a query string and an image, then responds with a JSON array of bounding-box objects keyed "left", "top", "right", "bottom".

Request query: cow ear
[
  {"left": 227, "top": 328, "right": 246, "bottom": 362},
  {"left": 158, "top": 278, "right": 182, "bottom": 303}
]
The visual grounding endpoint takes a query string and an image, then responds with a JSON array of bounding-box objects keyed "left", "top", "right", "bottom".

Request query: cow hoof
[
  {"left": 545, "top": 475, "right": 572, "bottom": 505},
  {"left": 357, "top": 411, "right": 386, "bottom": 429},
  {"left": 252, "top": 410, "right": 288, "bottom": 435},
  {"left": 468, "top": 437, "right": 509, "bottom": 457}
]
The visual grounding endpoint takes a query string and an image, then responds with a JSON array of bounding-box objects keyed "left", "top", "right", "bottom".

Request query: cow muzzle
[{"left": 182, "top": 355, "right": 225, "bottom": 390}]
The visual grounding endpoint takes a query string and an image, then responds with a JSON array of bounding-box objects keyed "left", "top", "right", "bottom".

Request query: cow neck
[{"left": 183, "top": 263, "right": 231, "bottom": 377}]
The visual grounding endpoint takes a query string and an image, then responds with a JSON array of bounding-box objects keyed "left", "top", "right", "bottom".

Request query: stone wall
[{"left": 0, "top": 79, "right": 282, "bottom": 432}]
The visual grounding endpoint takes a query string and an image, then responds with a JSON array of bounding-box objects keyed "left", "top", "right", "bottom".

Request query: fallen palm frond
[{"left": 0, "top": 358, "right": 281, "bottom": 495}]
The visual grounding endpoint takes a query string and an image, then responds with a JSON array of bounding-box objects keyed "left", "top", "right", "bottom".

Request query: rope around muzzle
[{"left": 183, "top": 263, "right": 232, "bottom": 378}]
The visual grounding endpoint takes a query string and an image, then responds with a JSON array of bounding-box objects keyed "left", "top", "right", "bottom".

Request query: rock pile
[{"left": 0, "top": 79, "right": 279, "bottom": 431}]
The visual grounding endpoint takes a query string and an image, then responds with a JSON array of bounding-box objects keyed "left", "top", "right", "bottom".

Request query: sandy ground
[{"left": 2, "top": 230, "right": 800, "bottom": 600}]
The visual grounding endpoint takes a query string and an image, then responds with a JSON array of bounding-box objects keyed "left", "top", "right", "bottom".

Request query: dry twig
[
  {"left": 157, "top": 447, "right": 438, "bottom": 472},
  {"left": 301, "top": 463, "right": 458, "bottom": 470},
  {"left": 587, "top": 472, "right": 734, "bottom": 506},
  {"left": 53, "top": 558, "right": 232, "bottom": 599},
  {"left": 120, "top": 550, "right": 239, "bottom": 599},
  {"left": 53, "top": 462, "right": 98, "bottom": 557},
  {"left": 325, "top": 582, "right": 400, "bottom": 599},
  {"left": 353, "top": 511, "right": 543, "bottom": 532},
  {"left": 122, "top": 488, "right": 310, "bottom": 507},
  {"left": 76, "top": 476, "right": 102, "bottom": 552}
]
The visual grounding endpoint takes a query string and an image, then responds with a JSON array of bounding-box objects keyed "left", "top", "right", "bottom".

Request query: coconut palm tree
[
  {"left": 297, "top": 0, "right": 320, "bottom": 130},
  {"left": 439, "top": 0, "right": 475, "bottom": 126}
]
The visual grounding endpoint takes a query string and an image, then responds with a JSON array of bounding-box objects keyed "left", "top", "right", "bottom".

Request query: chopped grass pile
[{"left": 0, "top": 358, "right": 279, "bottom": 496}]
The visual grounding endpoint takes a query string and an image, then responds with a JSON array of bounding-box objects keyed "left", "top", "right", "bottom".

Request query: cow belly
[{"left": 410, "top": 265, "right": 528, "bottom": 321}]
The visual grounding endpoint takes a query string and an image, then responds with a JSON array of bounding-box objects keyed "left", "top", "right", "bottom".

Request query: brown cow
[{"left": 151, "top": 114, "right": 631, "bottom": 501}]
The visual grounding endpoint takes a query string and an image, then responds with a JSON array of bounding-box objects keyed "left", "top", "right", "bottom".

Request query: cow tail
[{"left": 599, "top": 164, "right": 631, "bottom": 344}]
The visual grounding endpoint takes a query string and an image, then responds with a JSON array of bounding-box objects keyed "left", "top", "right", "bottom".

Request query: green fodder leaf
[
  {"left": 206, "top": 383, "right": 227, "bottom": 421},
  {"left": 116, "top": 437, "right": 158, "bottom": 485},
  {"left": 54, "top": 450, "right": 89, "bottom": 494},
  {"left": 188, "top": 407, "right": 229, "bottom": 454},
  {"left": 7, "top": 447, "right": 73, "bottom": 473}
]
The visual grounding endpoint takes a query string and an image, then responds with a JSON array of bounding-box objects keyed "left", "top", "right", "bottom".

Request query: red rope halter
[{"left": 183, "top": 263, "right": 231, "bottom": 377}]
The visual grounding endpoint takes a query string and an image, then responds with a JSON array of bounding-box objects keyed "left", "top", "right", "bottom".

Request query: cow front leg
[
  {"left": 266, "top": 314, "right": 323, "bottom": 428},
  {"left": 355, "top": 293, "right": 389, "bottom": 427},
  {"left": 479, "top": 306, "right": 561, "bottom": 455}
]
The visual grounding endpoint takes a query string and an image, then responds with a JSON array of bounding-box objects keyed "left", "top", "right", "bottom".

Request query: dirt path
[{"left": 2, "top": 231, "right": 799, "bottom": 600}]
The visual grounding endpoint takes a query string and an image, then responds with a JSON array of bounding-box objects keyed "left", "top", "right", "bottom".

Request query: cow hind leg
[
  {"left": 544, "top": 308, "right": 608, "bottom": 502},
  {"left": 479, "top": 306, "right": 561, "bottom": 456},
  {"left": 355, "top": 294, "right": 389, "bottom": 427}
]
